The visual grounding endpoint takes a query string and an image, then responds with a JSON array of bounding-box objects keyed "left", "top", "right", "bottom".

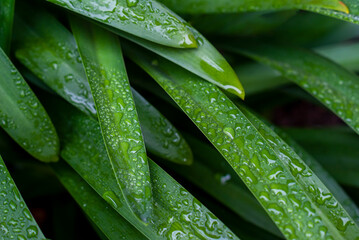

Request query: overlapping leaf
[
  {"left": 71, "top": 17, "right": 152, "bottom": 222},
  {"left": 227, "top": 43, "right": 359, "bottom": 135},
  {"left": 0, "top": 155, "right": 45, "bottom": 239},
  {"left": 48, "top": 99, "right": 238, "bottom": 240},
  {"left": 46, "top": 0, "right": 196, "bottom": 48},
  {"left": 13, "top": 6, "right": 192, "bottom": 165},
  {"left": 52, "top": 161, "right": 146, "bottom": 239},
  {"left": 124, "top": 43, "right": 359, "bottom": 239},
  {"left": 0, "top": 48, "right": 59, "bottom": 162}
]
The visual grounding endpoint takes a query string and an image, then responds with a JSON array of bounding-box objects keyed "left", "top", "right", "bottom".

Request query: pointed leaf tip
[{"left": 339, "top": 1, "right": 350, "bottom": 14}]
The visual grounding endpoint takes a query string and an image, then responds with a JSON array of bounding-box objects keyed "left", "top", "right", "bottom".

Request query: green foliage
[{"left": 1, "top": 0, "right": 359, "bottom": 239}]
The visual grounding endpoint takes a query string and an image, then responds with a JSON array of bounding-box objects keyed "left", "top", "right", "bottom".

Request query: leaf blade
[
  {"left": 0, "top": 48, "right": 59, "bottom": 162},
  {"left": 0, "top": 0, "right": 15, "bottom": 53},
  {"left": 46, "top": 0, "right": 197, "bottom": 48}
]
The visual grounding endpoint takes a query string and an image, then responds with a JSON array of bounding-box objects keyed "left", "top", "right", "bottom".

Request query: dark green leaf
[
  {"left": 52, "top": 161, "right": 146, "bottom": 240},
  {"left": 158, "top": 0, "right": 348, "bottom": 14},
  {"left": 0, "top": 0, "right": 14, "bottom": 53},
  {"left": 228, "top": 43, "right": 359, "bottom": 135}
]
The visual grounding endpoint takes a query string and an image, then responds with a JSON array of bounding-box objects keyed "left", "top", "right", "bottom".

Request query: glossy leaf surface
[
  {"left": 71, "top": 17, "right": 152, "bottom": 222},
  {"left": 100, "top": 17, "right": 245, "bottom": 98},
  {"left": 46, "top": 0, "right": 197, "bottom": 48},
  {"left": 14, "top": 7, "right": 192, "bottom": 165},
  {"left": 53, "top": 161, "right": 146, "bottom": 239},
  {"left": 158, "top": 0, "right": 348, "bottom": 14},
  {"left": 0, "top": 48, "right": 59, "bottom": 162},
  {"left": 0, "top": 155, "right": 45, "bottom": 239},
  {"left": 124, "top": 44, "right": 359, "bottom": 239},
  {"left": 49, "top": 100, "right": 238, "bottom": 240}
]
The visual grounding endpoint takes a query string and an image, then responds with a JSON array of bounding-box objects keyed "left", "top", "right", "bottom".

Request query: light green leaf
[
  {"left": 46, "top": 0, "right": 196, "bottom": 48},
  {"left": 48, "top": 99, "right": 238, "bottom": 240},
  {"left": 0, "top": 155, "right": 46, "bottom": 239},
  {"left": 124, "top": 44, "right": 359, "bottom": 239},
  {"left": 98, "top": 15, "right": 245, "bottom": 98},
  {"left": 310, "top": 0, "right": 359, "bottom": 25},
  {"left": 70, "top": 16, "right": 152, "bottom": 223},
  {"left": 13, "top": 6, "right": 192, "bottom": 165},
  {"left": 158, "top": 0, "right": 348, "bottom": 14},
  {"left": 0, "top": 48, "right": 59, "bottom": 162},
  {"left": 52, "top": 161, "right": 146, "bottom": 240},
  {"left": 0, "top": 0, "right": 14, "bottom": 53},
  {"left": 227, "top": 43, "right": 359, "bottom": 135}
]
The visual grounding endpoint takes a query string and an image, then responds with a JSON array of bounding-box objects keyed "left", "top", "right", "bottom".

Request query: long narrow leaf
[
  {"left": 124, "top": 43, "right": 359, "bottom": 239},
  {"left": 52, "top": 161, "right": 146, "bottom": 239},
  {"left": 0, "top": 0, "right": 15, "bottom": 53},
  {"left": 157, "top": 0, "right": 348, "bottom": 14},
  {"left": 0, "top": 155, "right": 45, "bottom": 239},
  {"left": 13, "top": 7, "right": 192, "bottom": 165},
  {"left": 71, "top": 17, "right": 152, "bottom": 222},
  {"left": 0, "top": 48, "right": 59, "bottom": 162},
  {"left": 46, "top": 0, "right": 196, "bottom": 48},
  {"left": 97, "top": 15, "right": 245, "bottom": 99},
  {"left": 47, "top": 99, "right": 238, "bottom": 240},
  {"left": 227, "top": 43, "right": 359, "bottom": 135}
]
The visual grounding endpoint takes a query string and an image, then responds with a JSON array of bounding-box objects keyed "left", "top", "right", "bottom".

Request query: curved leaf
[
  {"left": 70, "top": 17, "right": 152, "bottom": 222},
  {"left": 0, "top": 155, "right": 45, "bottom": 239},
  {"left": 158, "top": 0, "right": 348, "bottom": 14},
  {"left": 310, "top": 0, "right": 359, "bottom": 25},
  {"left": 48, "top": 99, "right": 239, "bottom": 240},
  {"left": 124, "top": 44, "right": 359, "bottom": 239},
  {"left": 13, "top": 6, "right": 192, "bottom": 165},
  {"left": 0, "top": 0, "right": 14, "bottom": 53},
  {"left": 98, "top": 15, "right": 245, "bottom": 98},
  {"left": 46, "top": 0, "right": 196, "bottom": 48},
  {"left": 52, "top": 161, "right": 146, "bottom": 240},
  {"left": 228, "top": 43, "right": 359, "bottom": 135},
  {"left": 0, "top": 48, "right": 59, "bottom": 162}
]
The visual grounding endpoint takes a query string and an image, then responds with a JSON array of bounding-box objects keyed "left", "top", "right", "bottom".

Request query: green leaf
[
  {"left": 0, "top": 155, "right": 46, "bottom": 239},
  {"left": 52, "top": 161, "right": 146, "bottom": 240},
  {"left": 70, "top": 17, "right": 152, "bottom": 223},
  {"left": 46, "top": 0, "right": 197, "bottom": 48},
  {"left": 271, "top": 127, "right": 359, "bottom": 225},
  {"left": 13, "top": 6, "right": 192, "bottom": 165},
  {"left": 48, "top": 99, "right": 238, "bottom": 240},
  {"left": 132, "top": 89, "right": 193, "bottom": 165},
  {"left": 232, "top": 41, "right": 359, "bottom": 95},
  {"left": 157, "top": 0, "right": 348, "bottom": 14},
  {"left": 164, "top": 134, "right": 282, "bottom": 237},
  {"left": 285, "top": 127, "right": 359, "bottom": 188},
  {"left": 227, "top": 43, "right": 359, "bottom": 135},
  {"left": 98, "top": 15, "right": 245, "bottom": 98},
  {"left": 310, "top": 0, "right": 359, "bottom": 25},
  {"left": 0, "top": 0, "right": 14, "bottom": 53},
  {"left": 124, "top": 44, "right": 359, "bottom": 239},
  {"left": 0, "top": 48, "right": 59, "bottom": 162}
]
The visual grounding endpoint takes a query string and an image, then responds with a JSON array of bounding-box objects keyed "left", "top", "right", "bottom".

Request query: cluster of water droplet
[{"left": 0, "top": 157, "right": 43, "bottom": 239}]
